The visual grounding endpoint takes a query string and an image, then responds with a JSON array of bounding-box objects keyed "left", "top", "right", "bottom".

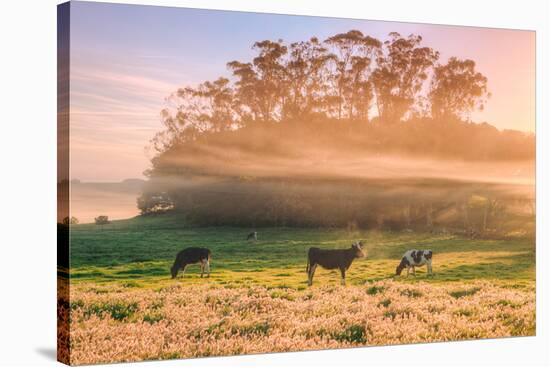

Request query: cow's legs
[
  {"left": 200, "top": 260, "right": 205, "bottom": 278},
  {"left": 427, "top": 260, "right": 433, "bottom": 275},
  {"left": 308, "top": 263, "right": 317, "bottom": 286},
  {"left": 308, "top": 264, "right": 317, "bottom": 286},
  {"left": 412, "top": 266, "right": 416, "bottom": 276},
  {"left": 205, "top": 260, "right": 211, "bottom": 278},
  {"left": 406, "top": 267, "right": 410, "bottom": 277},
  {"left": 340, "top": 268, "right": 346, "bottom": 286},
  {"left": 180, "top": 264, "right": 187, "bottom": 278}
]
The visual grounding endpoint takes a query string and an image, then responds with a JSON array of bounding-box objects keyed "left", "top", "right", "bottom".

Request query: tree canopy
[
  {"left": 151, "top": 30, "right": 497, "bottom": 155},
  {"left": 140, "top": 30, "right": 534, "bottom": 227}
]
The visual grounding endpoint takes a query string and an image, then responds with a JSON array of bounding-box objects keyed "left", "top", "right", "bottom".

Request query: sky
[{"left": 68, "top": 1, "right": 536, "bottom": 182}]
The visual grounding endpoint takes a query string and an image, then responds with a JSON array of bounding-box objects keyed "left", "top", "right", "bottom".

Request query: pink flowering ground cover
[{"left": 67, "top": 280, "right": 534, "bottom": 365}]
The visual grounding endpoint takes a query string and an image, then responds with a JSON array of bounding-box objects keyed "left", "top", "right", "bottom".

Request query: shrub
[
  {"left": 332, "top": 325, "right": 367, "bottom": 344},
  {"left": 143, "top": 314, "right": 164, "bottom": 324},
  {"left": 378, "top": 299, "right": 392, "bottom": 308},
  {"left": 367, "top": 285, "right": 385, "bottom": 295},
  {"left": 453, "top": 309, "right": 474, "bottom": 317},
  {"left": 85, "top": 302, "right": 138, "bottom": 321},
  {"left": 137, "top": 192, "right": 174, "bottom": 215},
  {"left": 70, "top": 300, "right": 84, "bottom": 310},
  {"left": 495, "top": 299, "right": 523, "bottom": 309},
  {"left": 94, "top": 215, "right": 110, "bottom": 225},
  {"left": 449, "top": 287, "right": 481, "bottom": 299},
  {"left": 400, "top": 289, "right": 423, "bottom": 298},
  {"left": 270, "top": 290, "right": 295, "bottom": 301},
  {"left": 62, "top": 216, "right": 79, "bottom": 225},
  {"left": 502, "top": 315, "right": 536, "bottom": 336},
  {"left": 231, "top": 322, "right": 270, "bottom": 336}
]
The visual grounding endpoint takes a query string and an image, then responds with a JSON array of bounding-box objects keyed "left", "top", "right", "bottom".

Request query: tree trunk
[
  {"left": 404, "top": 203, "right": 411, "bottom": 228},
  {"left": 426, "top": 203, "right": 433, "bottom": 228},
  {"left": 482, "top": 203, "right": 488, "bottom": 233},
  {"left": 463, "top": 201, "right": 469, "bottom": 229}
]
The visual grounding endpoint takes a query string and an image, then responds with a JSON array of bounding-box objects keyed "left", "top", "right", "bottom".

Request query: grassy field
[
  {"left": 64, "top": 213, "right": 536, "bottom": 365},
  {"left": 69, "top": 213, "right": 535, "bottom": 289}
]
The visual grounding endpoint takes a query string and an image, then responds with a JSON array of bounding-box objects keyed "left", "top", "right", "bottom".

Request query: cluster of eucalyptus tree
[{"left": 151, "top": 30, "right": 489, "bottom": 153}]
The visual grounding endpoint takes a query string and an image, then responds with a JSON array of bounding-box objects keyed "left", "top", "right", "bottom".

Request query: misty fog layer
[
  {"left": 67, "top": 29, "right": 534, "bottom": 231},
  {"left": 160, "top": 143, "right": 534, "bottom": 185},
  {"left": 138, "top": 29, "right": 534, "bottom": 230},
  {"left": 140, "top": 120, "right": 534, "bottom": 231},
  {"left": 70, "top": 180, "right": 144, "bottom": 223},
  {"left": 152, "top": 118, "right": 534, "bottom": 184}
]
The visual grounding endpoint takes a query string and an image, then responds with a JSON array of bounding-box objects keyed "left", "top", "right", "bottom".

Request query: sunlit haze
[{"left": 68, "top": 2, "right": 535, "bottom": 182}]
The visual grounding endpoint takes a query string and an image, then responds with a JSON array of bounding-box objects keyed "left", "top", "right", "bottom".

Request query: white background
[{"left": 0, "top": 0, "right": 547, "bottom": 366}]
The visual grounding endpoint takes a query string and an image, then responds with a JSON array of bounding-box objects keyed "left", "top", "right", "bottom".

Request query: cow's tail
[{"left": 306, "top": 254, "right": 310, "bottom": 274}]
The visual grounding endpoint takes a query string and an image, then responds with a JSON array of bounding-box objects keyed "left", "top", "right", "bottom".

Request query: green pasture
[{"left": 69, "top": 213, "right": 535, "bottom": 290}]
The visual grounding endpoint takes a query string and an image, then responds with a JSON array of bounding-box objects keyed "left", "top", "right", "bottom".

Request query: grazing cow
[
  {"left": 171, "top": 247, "right": 212, "bottom": 279},
  {"left": 395, "top": 249, "right": 433, "bottom": 277},
  {"left": 246, "top": 231, "right": 257, "bottom": 241},
  {"left": 306, "top": 241, "right": 366, "bottom": 286}
]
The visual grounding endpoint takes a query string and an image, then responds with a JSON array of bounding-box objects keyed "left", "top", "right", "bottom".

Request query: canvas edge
[{"left": 57, "top": 1, "right": 71, "bottom": 365}]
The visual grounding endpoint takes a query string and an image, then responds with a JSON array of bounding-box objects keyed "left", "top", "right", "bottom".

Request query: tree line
[
  {"left": 151, "top": 31, "right": 492, "bottom": 153},
  {"left": 139, "top": 30, "right": 534, "bottom": 231},
  {"left": 137, "top": 177, "right": 534, "bottom": 238}
]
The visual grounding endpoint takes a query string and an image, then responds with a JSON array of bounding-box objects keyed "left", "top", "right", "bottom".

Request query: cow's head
[
  {"left": 395, "top": 264, "right": 404, "bottom": 276},
  {"left": 170, "top": 264, "right": 178, "bottom": 279},
  {"left": 352, "top": 241, "right": 366, "bottom": 258},
  {"left": 395, "top": 257, "right": 409, "bottom": 276}
]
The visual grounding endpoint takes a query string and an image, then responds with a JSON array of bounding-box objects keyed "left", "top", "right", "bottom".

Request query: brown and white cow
[{"left": 395, "top": 249, "right": 433, "bottom": 277}]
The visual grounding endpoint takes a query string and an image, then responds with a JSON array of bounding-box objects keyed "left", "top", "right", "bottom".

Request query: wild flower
[{"left": 67, "top": 280, "right": 535, "bottom": 365}]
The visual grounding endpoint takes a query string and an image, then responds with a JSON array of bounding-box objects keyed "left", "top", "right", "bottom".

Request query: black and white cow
[
  {"left": 395, "top": 249, "right": 433, "bottom": 277},
  {"left": 306, "top": 241, "right": 366, "bottom": 286},
  {"left": 246, "top": 231, "right": 258, "bottom": 241},
  {"left": 171, "top": 247, "right": 212, "bottom": 279}
]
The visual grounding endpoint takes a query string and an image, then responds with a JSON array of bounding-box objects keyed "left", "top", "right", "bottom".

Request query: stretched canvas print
[{"left": 57, "top": 1, "right": 536, "bottom": 365}]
